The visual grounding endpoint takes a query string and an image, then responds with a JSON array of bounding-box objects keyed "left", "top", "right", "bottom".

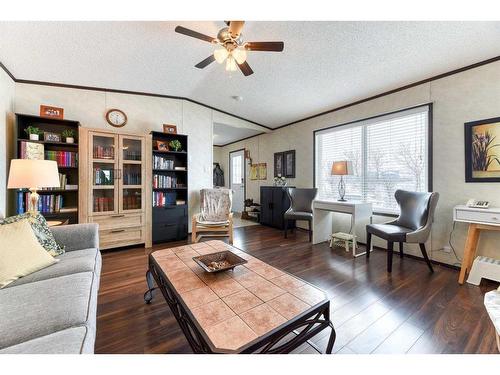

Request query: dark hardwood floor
[{"left": 95, "top": 225, "right": 499, "bottom": 354}]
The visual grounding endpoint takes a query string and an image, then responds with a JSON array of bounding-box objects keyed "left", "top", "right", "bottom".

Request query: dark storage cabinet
[{"left": 259, "top": 186, "right": 295, "bottom": 230}]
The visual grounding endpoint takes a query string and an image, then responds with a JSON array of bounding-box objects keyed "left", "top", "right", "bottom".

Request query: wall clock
[{"left": 105, "top": 109, "right": 127, "bottom": 127}]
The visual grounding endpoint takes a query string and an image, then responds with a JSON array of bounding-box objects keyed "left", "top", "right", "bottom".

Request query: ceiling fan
[{"left": 174, "top": 21, "right": 284, "bottom": 76}]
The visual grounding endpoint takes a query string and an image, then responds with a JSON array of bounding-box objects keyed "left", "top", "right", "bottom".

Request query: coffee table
[{"left": 144, "top": 240, "right": 336, "bottom": 354}]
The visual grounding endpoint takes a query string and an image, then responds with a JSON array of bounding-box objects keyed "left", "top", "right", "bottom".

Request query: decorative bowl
[{"left": 192, "top": 251, "right": 247, "bottom": 273}]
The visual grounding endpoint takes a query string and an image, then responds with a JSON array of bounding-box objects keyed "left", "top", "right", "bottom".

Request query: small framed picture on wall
[
  {"left": 274, "top": 152, "right": 284, "bottom": 177},
  {"left": 283, "top": 150, "right": 296, "bottom": 178}
]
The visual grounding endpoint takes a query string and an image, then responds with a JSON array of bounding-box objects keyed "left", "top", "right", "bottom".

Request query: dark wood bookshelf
[
  {"left": 151, "top": 131, "right": 188, "bottom": 244},
  {"left": 15, "top": 113, "right": 80, "bottom": 224}
]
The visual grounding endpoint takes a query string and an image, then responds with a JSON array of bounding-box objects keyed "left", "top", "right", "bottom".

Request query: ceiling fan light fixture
[
  {"left": 225, "top": 55, "right": 238, "bottom": 72},
  {"left": 214, "top": 48, "right": 229, "bottom": 64},
  {"left": 231, "top": 48, "right": 247, "bottom": 64}
]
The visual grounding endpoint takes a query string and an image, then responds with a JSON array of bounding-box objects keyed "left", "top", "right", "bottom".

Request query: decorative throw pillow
[
  {"left": 0, "top": 212, "right": 65, "bottom": 256},
  {"left": 0, "top": 219, "right": 58, "bottom": 288}
]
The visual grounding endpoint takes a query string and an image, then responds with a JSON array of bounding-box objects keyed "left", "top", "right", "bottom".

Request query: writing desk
[
  {"left": 453, "top": 205, "right": 500, "bottom": 284},
  {"left": 312, "top": 200, "right": 373, "bottom": 256}
]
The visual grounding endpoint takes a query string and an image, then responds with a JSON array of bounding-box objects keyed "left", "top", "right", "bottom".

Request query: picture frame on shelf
[
  {"left": 465, "top": 116, "right": 500, "bottom": 182},
  {"left": 163, "top": 124, "right": 177, "bottom": 134},
  {"left": 40, "top": 105, "right": 64, "bottom": 119},
  {"left": 44, "top": 132, "right": 61, "bottom": 142},
  {"left": 155, "top": 140, "right": 169, "bottom": 151}
]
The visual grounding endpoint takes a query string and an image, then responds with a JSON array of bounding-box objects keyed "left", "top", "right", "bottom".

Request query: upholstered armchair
[
  {"left": 284, "top": 188, "right": 318, "bottom": 242},
  {"left": 366, "top": 189, "right": 439, "bottom": 273},
  {"left": 192, "top": 188, "right": 233, "bottom": 244}
]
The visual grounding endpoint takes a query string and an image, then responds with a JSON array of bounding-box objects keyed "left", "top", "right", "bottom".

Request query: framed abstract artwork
[
  {"left": 465, "top": 116, "right": 500, "bottom": 182},
  {"left": 283, "top": 150, "right": 296, "bottom": 178},
  {"left": 274, "top": 152, "right": 284, "bottom": 177}
]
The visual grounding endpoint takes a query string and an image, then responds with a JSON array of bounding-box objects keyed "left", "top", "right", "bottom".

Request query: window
[
  {"left": 231, "top": 154, "right": 242, "bottom": 185},
  {"left": 314, "top": 105, "right": 430, "bottom": 213}
]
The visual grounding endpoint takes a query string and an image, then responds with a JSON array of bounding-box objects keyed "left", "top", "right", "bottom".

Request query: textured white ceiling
[{"left": 0, "top": 21, "right": 499, "bottom": 128}]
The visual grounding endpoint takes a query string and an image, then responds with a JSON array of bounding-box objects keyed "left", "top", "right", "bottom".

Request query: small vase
[
  {"left": 66, "top": 137, "right": 74, "bottom": 144},
  {"left": 29, "top": 134, "right": 39, "bottom": 141}
]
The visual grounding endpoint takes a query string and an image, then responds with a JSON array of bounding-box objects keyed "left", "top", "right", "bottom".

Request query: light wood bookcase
[{"left": 79, "top": 128, "right": 152, "bottom": 249}]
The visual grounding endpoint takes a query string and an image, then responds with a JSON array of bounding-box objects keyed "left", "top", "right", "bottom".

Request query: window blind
[{"left": 314, "top": 106, "right": 429, "bottom": 213}]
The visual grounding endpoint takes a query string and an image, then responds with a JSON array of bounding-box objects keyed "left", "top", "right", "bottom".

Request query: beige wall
[
  {"left": 0, "top": 69, "right": 15, "bottom": 216},
  {"left": 218, "top": 60, "right": 500, "bottom": 266},
  {"left": 11, "top": 83, "right": 224, "bottom": 230}
]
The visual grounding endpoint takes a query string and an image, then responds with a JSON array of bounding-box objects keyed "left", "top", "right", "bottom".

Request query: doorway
[{"left": 229, "top": 149, "right": 245, "bottom": 213}]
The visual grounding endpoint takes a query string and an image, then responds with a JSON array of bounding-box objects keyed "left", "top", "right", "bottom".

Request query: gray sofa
[{"left": 0, "top": 223, "right": 101, "bottom": 354}]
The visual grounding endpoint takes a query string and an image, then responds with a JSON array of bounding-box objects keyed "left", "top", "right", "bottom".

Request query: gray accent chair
[
  {"left": 0, "top": 223, "right": 100, "bottom": 354},
  {"left": 284, "top": 188, "right": 318, "bottom": 242},
  {"left": 366, "top": 190, "right": 439, "bottom": 273}
]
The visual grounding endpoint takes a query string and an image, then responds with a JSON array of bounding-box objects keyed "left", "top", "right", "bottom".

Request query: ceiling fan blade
[
  {"left": 238, "top": 61, "right": 254, "bottom": 76},
  {"left": 245, "top": 41, "right": 284, "bottom": 52},
  {"left": 228, "top": 21, "right": 245, "bottom": 38},
  {"left": 195, "top": 55, "right": 216, "bottom": 69},
  {"left": 175, "top": 26, "right": 216, "bottom": 43}
]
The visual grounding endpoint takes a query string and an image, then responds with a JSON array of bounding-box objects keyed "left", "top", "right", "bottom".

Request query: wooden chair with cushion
[
  {"left": 191, "top": 188, "right": 233, "bottom": 244},
  {"left": 366, "top": 189, "right": 439, "bottom": 273}
]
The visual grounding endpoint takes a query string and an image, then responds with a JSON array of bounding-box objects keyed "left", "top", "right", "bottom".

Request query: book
[{"left": 20, "top": 141, "right": 44, "bottom": 160}]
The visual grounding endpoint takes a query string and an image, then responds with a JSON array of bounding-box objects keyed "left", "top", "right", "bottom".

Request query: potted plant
[
  {"left": 273, "top": 174, "right": 287, "bottom": 187},
  {"left": 62, "top": 129, "right": 75, "bottom": 144},
  {"left": 169, "top": 139, "right": 182, "bottom": 152},
  {"left": 24, "top": 126, "right": 43, "bottom": 141}
]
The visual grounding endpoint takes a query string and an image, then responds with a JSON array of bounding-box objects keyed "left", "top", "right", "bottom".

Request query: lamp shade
[
  {"left": 7, "top": 159, "right": 60, "bottom": 189},
  {"left": 331, "top": 161, "right": 353, "bottom": 176}
]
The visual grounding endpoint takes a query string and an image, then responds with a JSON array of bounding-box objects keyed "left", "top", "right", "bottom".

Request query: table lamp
[
  {"left": 7, "top": 159, "right": 60, "bottom": 214},
  {"left": 331, "top": 161, "right": 353, "bottom": 201}
]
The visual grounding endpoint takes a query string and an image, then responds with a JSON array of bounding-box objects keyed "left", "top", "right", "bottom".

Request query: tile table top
[{"left": 151, "top": 240, "right": 327, "bottom": 351}]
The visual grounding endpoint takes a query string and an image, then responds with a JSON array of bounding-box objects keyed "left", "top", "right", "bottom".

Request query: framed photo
[
  {"left": 250, "top": 164, "right": 259, "bottom": 180},
  {"left": 40, "top": 105, "right": 64, "bottom": 119},
  {"left": 284, "top": 150, "right": 296, "bottom": 178},
  {"left": 155, "top": 140, "right": 168, "bottom": 151},
  {"left": 258, "top": 163, "right": 267, "bottom": 180},
  {"left": 163, "top": 124, "right": 177, "bottom": 134},
  {"left": 274, "top": 152, "right": 284, "bottom": 177},
  {"left": 465, "top": 116, "right": 500, "bottom": 182},
  {"left": 43, "top": 132, "right": 61, "bottom": 142}
]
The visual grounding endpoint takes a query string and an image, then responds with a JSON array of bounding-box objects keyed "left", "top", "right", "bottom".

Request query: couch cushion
[
  {"left": 5, "top": 248, "right": 101, "bottom": 288},
  {"left": 0, "top": 212, "right": 64, "bottom": 256},
  {"left": 0, "top": 272, "right": 98, "bottom": 350},
  {"left": 0, "top": 327, "right": 92, "bottom": 354},
  {"left": 0, "top": 219, "right": 58, "bottom": 289}
]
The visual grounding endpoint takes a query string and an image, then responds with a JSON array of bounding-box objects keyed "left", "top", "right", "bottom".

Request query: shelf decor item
[
  {"left": 331, "top": 160, "right": 353, "bottom": 201},
  {"left": 465, "top": 116, "right": 500, "bottom": 182},
  {"left": 156, "top": 140, "right": 168, "bottom": 151},
  {"left": 7, "top": 159, "right": 60, "bottom": 214},
  {"left": 24, "top": 126, "right": 43, "bottom": 141},
  {"left": 163, "top": 124, "right": 177, "bottom": 134},
  {"left": 44, "top": 131, "right": 61, "bottom": 142},
  {"left": 62, "top": 129, "right": 75, "bottom": 144},
  {"left": 40, "top": 105, "right": 64, "bottom": 119},
  {"left": 169, "top": 139, "right": 182, "bottom": 152}
]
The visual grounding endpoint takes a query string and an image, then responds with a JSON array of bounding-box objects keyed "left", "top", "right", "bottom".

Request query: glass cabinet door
[
  {"left": 89, "top": 132, "right": 119, "bottom": 215},
  {"left": 119, "top": 135, "right": 145, "bottom": 212}
]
